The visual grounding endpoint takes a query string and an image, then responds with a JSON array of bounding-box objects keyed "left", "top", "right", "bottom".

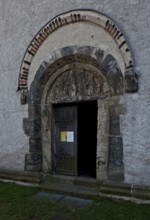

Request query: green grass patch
[{"left": 0, "top": 182, "right": 149, "bottom": 220}]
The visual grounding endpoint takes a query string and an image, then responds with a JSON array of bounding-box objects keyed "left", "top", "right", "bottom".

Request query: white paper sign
[{"left": 67, "top": 131, "right": 74, "bottom": 142}]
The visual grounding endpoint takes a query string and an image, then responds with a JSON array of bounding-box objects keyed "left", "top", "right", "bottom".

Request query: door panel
[{"left": 53, "top": 105, "right": 77, "bottom": 176}]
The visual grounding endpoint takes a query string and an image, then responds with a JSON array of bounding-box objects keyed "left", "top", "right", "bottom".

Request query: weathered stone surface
[
  {"left": 25, "top": 164, "right": 42, "bottom": 172},
  {"left": 102, "top": 54, "right": 124, "bottom": 95},
  {"left": 23, "top": 118, "right": 41, "bottom": 137},
  {"left": 29, "top": 137, "right": 42, "bottom": 153},
  {"left": 28, "top": 20, "right": 126, "bottom": 87},
  {"left": 28, "top": 82, "right": 45, "bottom": 104},
  {"left": 108, "top": 135, "right": 124, "bottom": 182},
  {"left": 110, "top": 103, "right": 126, "bottom": 115},
  {"left": 60, "top": 46, "right": 77, "bottom": 57},
  {"left": 0, "top": 0, "right": 150, "bottom": 188},
  {"left": 19, "top": 9, "right": 133, "bottom": 91},
  {"left": 96, "top": 100, "right": 109, "bottom": 181},
  {"left": 20, "top": 89, "right": 27, "bottom": 104},
  {"left": 109, "top": 115, "right": 120, "bottom": 135},
  {"left": 25, "top": 153, "right": 42, "bottom": 171},
  {"left": 125, "top": 69, "right": 138, "bottom": 93},
  {"left": 120, "top": 92, "right": 150, "bottom": 186},
  {"left": 102, "top": 54, "right": 117, "bottom": 73},
  {"left": 26, "top": 54, "right": 111, "bottom": 172},
  {"left": 28, "top": 104, "right": 41, "bottom": 118},
  {"left": 25, "top": 153, "right": 42, "bottom": 164},
  {"left": 49, "top": 68, "right": 109, "bottom": 103},
  {"left": 109, "top": 136, "right": 123, "bottom": 166},
  {"left": 0, "top": 170, "right": 42, "bottom": 183},
  {"left": 108, "top": 171, "right": 124, "bottom": 182}
]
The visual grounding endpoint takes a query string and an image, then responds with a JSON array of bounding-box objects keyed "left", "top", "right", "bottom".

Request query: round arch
[
  {"left": 18, "top": 9, "right": 138, "bottom": 104},
  {"left": 23, "top": 45, "right": 128, "bottom": 182}
]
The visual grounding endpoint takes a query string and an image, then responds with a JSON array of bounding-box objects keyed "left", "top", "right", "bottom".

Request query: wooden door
[{"left": 53, "top": 105, "right": 77, "bottom": 176}]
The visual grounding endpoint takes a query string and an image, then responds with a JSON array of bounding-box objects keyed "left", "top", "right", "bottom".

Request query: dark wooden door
[{"left": 53, "top": 105, "right": 77, "bottom": 176}]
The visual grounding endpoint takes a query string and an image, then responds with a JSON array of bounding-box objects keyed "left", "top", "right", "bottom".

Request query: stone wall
[{"left": 0, "top": 0, "right": 150, "bottom": 186}]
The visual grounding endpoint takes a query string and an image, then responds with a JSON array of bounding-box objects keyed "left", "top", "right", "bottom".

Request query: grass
[{"left": 0, "top": 182, "right": 150, "bottom": 220}]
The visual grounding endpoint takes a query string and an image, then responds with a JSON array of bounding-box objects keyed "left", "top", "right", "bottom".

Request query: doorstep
[{"left": 0, "top": 171, "right": 150, "bottom": 204}]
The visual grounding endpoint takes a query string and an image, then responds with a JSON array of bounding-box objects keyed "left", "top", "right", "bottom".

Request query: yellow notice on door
[{"left": 60, "top": 131, "right": 67, "bottom": 142}]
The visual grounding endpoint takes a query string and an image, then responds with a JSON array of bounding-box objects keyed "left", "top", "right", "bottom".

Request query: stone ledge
[
  {"left": 0, "top": 172, "right": 150, "bottom": 202},
  {"left": 40, "top": 180, "right": 150, "bottom": 204},
  {"left": 100, "top": 181, "right": 131, "bottom": 197},
  {"left": 0, "top": 171, "right": 42, "bottom": 183},
  {"left": 43, "top": 174, "right": 97, "bottom": 187},
  {"left": 100, "top": 181, "right": 150, "bottom": 200},
  {"left": 41, "top": 174, "right": 150, "bottom": 201},
  {"left": 132, "top": 185, "right": 150, "bottom": 200}
]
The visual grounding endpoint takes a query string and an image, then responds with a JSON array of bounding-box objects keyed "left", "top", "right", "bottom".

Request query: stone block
[
  {"left": 109, "top": 104, "right": 127, "bottom": 115},
  {"left": 109, "top": 115, "right": 120, "bottom": 135},
  {"left": 25, "top": 164, "right": 42, "bottom": 172},
  {"left": 25, "top": 153, "right": 42, "bottom": 165},
  {"left": 34, "top": 64, "right": 48, "bottom": 81},
  {"left": 94, "top": 48, "right": 104, "bottom": 63},
  {"left": 132, "top": 185, "right": 150, "bottom": 200},
  {"left": 60, "top": 45, "right": 76, "bottom": 57},
  {"left": 101, "top": 181, "right": 130, "bottom": 195},
  {"left": 109, "top": 136, "right": 123, "bottom": 165},
  {"left": 28, "top": 104, "right": 41, "bottom": 117},
  {"left": 102, "top": 54, "right": 117, "bottom": 72},
  {"left": 108, "top": 170, "right": 124, "bottom": 182},
  {"left": 25, "top": 153, "right": 42, "bottom": 171},
  {"left": 108, "top": 135, "right": 124, "bottom": 181},
  {"left": 23, "top": 118, "right": 41, "bottom": 137},
  {"left": 125, "top": 69, "right": 138, "bottom": 93},
  {"left": 20, "top": 89, "right": 27, "bottom": 104},
  {"left": 28, "top": 83, "right": 45, "bottom": 104},
  {"left": 29, "top": 137, "right": 42, "bottom": 153}
]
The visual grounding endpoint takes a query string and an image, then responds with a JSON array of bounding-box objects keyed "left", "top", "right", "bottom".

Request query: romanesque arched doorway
[
  {"left": 20, "top": 10, "right": 138, "bottom": 183},
  {"left": 23, "top": 45, "right": 130, "bottom": 181}
]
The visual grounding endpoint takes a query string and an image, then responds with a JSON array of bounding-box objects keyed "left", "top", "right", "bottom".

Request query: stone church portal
[
  {"left": 22, "top": 10, "right": 138, "bottom": 184},
  {"left": 23, "top": 44, "right": 133, "bottom": 182},
  {"left": 1, "top": 1, "right": 150, "bottom": 199}
]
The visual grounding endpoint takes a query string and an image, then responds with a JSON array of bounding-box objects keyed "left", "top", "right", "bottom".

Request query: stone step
[
  {"left": 0, "top": 171, "right": 42, "bottom": 183},
  {"left": 40, "top": 180, "right": 150, "bottom": 204},
  {"left": 43, "top": 174, "right": 97, "bottom": 187},
  {"left": 40, "top": 181, "right": 98, "bottom": 200},
  {"left": 1, "top": 171, "right": 150, "bottom": 203}
]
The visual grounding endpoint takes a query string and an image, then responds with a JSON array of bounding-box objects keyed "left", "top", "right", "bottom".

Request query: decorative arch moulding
[{"left": 18, "top": 9, "right": 138, "bottom": 104}]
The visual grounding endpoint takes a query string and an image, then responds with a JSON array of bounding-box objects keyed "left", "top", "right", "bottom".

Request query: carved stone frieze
[{"left": 49, "top": 68, "right": 109, "bottom": 103}]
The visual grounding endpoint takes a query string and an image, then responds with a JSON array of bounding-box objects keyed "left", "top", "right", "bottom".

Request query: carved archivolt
[{"left": 18, "top": 10, "right": 135, "bottom": 93}]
